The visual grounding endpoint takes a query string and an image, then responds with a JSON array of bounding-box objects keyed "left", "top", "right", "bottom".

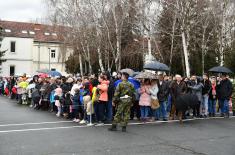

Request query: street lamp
[
  {"left": 48, "top": 47, "right": 51, "bottom": 70},
  {"left": 38, "top": 43, "right": 40, "bottom": 70}
]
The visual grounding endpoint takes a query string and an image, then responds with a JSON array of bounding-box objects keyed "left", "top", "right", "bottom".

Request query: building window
[
  {"left": 10, "top": 66, "right": 15, "bottom": 76},
  {"left": 21, "top": 30, "right": 28, "bottom": 34},
  {"left": 51, "top": 50, "right": 56, "bottom": 59},
  {"left": 29, "top": 31, "right": 35, "bottom": 35},
  {"left": 5, "top": 29, "right": 11, "bottom": 33},
  {"left": 10, "top": 41, "right": 16, "bottom": 53}
]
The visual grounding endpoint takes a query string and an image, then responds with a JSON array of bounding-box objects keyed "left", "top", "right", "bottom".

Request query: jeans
[
  {"left": 156, "top": 101, "right": 167, "bottom": 119},
  {"left": 57, "top": 106, "right": 62, "bottom": 115},
  {"left": 208, "top": 99, "right": 216, "bottom": 114},
  {"left": 167, "top": 95, "right": 172, "bottom": 113},
  {"left": 97, "top": 101, "right": 106, "bottom": 122},
  {"left": 140, "top": 106, "right": 150, "bottom": 118},
  {"left": 221, "top": 99, "right": 230, "bottom": 114},
  {"left": 94, "top": 102, "right": 98, "bottom": 121},
  {"left": 72, "top": 108, "right": 79, "bottom": 119},
  {"left": 193, "top": 102, "right": 200, "bottom": 117},
  {"left": 105, "top": 100, "right": 113, "bottom": 121},
  {"left": 201, "top": 94, "right": 209, "bottom": 115},
  {"left": 218, "top": 99, "right": 224, "bottom": 113}
]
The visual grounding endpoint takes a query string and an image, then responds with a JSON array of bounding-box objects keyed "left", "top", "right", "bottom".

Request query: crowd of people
[{"left": 0, "top": 72, "right": 235, "bottom": 131}]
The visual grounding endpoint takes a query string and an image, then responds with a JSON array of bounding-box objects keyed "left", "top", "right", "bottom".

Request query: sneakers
[
  {"left": 79, "top": 120, "right": 87, "bottom": 124},
  {"left": 75, "top": 119, "right": 80, "bottom": 123},
  {"left": 56, "top": 113, "right": 61, "bottom": 117},
  {"left": 73, "top": 118, "right": 79, "bottom": 122}
]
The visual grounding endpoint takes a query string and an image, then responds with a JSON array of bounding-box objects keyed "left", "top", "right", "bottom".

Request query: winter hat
[
  {"left": 112, "top": 72, "right": 117, "bottom": 77},
  {"left": 66, "top": 77, "right": 74, "bottom": 83}
]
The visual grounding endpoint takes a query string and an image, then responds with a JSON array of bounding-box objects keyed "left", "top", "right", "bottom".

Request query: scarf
[{"left": 212, "top": 84, "right": 216, "bottom": 96}]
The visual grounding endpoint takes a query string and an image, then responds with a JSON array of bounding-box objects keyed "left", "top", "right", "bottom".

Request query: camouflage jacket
[{"left": 113, "top": 80, "right": 135, "bottom": 104}]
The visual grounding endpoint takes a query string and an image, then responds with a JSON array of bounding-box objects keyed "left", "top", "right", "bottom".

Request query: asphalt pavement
[{"left": 0, "top": 96, "right": 235, "bottom": 155}]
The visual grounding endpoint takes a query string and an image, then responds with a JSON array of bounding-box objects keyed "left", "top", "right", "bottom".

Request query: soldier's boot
[
  {"left": 122, "top": 126, "right": 126, "bottom": 132},
  {"left": 108, "top": 124, "right": 117, "bottom": 131}
]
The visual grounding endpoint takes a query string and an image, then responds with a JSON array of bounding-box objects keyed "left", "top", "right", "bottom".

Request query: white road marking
[
  {"left": 0, "top": 116, "right": 234, "bottom": 134},
  {"left": 0, "top": 121, "right": 73, "bottom": 127},
  {"left": 0, "top": 125, "right": 87, "bottom": 133}
]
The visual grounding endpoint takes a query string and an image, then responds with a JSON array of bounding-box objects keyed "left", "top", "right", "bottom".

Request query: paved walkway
[{"left": 0, "top": 96, "right": 235, "bottom": 155}]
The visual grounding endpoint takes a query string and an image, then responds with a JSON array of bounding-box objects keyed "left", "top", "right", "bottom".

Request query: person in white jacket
[
  {"left": 149, "top": 79, "right": 159, "bottom": 121},
  {"left": 70, "top": 79, "right": 82, "bottom": 96}
]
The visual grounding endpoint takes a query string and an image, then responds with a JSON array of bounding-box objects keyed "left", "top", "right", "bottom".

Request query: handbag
[{"left": 151, "top": 98, "right": 160, "bottom": 110}]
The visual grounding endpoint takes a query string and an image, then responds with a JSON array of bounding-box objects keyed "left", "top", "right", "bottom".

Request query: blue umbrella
[
  {"left": 114, "top": 77, "right": 140, "bottom": 90},
  {"left": 48, "top": 71, "right": 62, "bottom": 77}
]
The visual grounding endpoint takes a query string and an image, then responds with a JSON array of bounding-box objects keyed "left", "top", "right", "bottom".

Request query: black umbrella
[
  {"left": 144, "top": 61, "right": 170, "bottom": 72},
  {"left": 208, "top": 66, "right": 233, "bottom": 74}
]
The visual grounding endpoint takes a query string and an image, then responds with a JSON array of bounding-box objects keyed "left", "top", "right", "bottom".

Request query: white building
[{"left": 0, "top": 20, "right": 72, "bottom": 76}]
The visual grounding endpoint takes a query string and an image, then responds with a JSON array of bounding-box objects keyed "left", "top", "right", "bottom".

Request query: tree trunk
[
  {"left": 182, "top": 31, "right": 190, "bottom": 77},
  {"left": 148, "top": 37, "right": 151, "bottom": 56},
  {"left": 79, "top": 53, "right": 83, "bottom": 76},
  {"left": 202, "top": 47, "right": 205, "bottom": 75},
  {"left": 219, "top": 1, "right": 227, "bottom": 66},
  {"left": 87, "top": 45, "right": 92, "bottom": 74},
  {"left": 170, "top": 13, "right": 176, "bottom": 71},
  {"left": 84, "top": 61, "right": 87, "bottom": 75},
  {"left": 97, "top": 46, "right": 104, "bottom": 72},
  {"left": 116, "top": 29, "right": 121, "bottom": 71}
]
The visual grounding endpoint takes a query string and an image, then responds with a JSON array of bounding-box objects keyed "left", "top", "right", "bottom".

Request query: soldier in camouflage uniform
[{"left": 108, "top": 72, "right": 135, "bottom": 132}]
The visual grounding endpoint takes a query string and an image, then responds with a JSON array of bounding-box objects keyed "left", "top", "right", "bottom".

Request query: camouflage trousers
[{"left": 113, "top": 102, "right": 131, "bottom": 127}]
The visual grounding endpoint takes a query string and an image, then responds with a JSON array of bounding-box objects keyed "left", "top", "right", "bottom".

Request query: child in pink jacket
[{"left": 139, "top": 79, "right": 151, "bottom": 121}]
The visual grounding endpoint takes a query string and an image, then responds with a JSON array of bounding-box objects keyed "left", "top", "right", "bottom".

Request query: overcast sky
[{"left": 0, "top": 0, "right": 46, "bottom": 22}]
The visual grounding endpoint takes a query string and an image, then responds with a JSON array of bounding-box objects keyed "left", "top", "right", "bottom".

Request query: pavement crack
[{"left": 159, "top": 142, "right": 208, "bottom": 155}]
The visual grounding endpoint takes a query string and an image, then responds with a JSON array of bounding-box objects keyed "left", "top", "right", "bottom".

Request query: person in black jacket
[
  {"left": 33, "top": 78, "right": 43, "bottom": 109},
  {"left": 157, "top": 74, "right": 169, "bottom": 121},
  {"left": 61, "top": 77, "right": 74, "bottom": 118},
  {"left": 201, "top": 74, "right": 211, "bottom": 117},
  {"left": 217, "top": 74, "right": 233, "bottom": 118}
]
